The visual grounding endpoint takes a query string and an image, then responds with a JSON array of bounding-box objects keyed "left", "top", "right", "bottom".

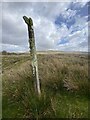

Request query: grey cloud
[
  {"left": 2, "top": 18, "right": 25, "bottom": 37},
  {"left": 3, "top": 2, "right": 70, "bottom": 20},
  {"left": 2, "top": 15, "right": 28, "bottom": 46},
  {"left": 36, "top": 36, "right": 54, "bottom": 51},
  {"left": 79, "top": 41, "right": 88, "bottom": 47},
  {"left": 2, "top": 43, "right": 28, "bottom": 52},
  {"left": 2, "top": 33, "right": 28, "bottom": 46},
  {"left": 2, "top": 2, "right": 31, "bottom": 11}
]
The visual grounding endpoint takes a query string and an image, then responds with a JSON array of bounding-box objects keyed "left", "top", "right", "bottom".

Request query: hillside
[{"left": 2, "top": 52, "right": 89, "bottom": 118}]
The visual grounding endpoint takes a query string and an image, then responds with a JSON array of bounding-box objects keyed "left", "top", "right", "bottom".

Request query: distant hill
[{"left": 1, "top": 50, "right": 88, "bottom": 55}]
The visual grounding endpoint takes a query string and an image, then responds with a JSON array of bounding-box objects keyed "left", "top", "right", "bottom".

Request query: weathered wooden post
[{"left": 23, "top": 16, "right": 41, "bottom": 96}]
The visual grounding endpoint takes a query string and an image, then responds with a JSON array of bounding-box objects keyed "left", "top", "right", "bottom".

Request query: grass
[{"left": 2, "top": 52, "right": 89, "bottom": 119}]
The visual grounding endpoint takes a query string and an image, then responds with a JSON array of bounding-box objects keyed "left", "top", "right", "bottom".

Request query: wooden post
[{"left": 23, "top": 16, "right": 41, "bottom": 96}]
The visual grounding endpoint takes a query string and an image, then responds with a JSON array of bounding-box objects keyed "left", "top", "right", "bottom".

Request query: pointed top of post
[{"left": 23, "top": 16, "right": 33, "bottom": 26}]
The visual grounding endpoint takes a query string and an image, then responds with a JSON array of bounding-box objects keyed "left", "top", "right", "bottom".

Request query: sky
[{"left": 0, "top": 1, "right": 90, "bottom": 52}]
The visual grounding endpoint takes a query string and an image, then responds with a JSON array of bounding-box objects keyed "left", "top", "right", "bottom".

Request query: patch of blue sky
[
  {"left": 70, "top": 24, "right": 86, "bottom": 34},
  {"left": 55, "top": 1, "right": 88, "bottom": 31},
  {"left": 69, "top": 2, "right": 89, "bottom": 18},
  {"left": 55, "top": 2, "right": 88, "bottom": 46},
  {"left": 70, "top": 26, "right": 80, "bottom": 34},
  {"left": 88, "top": 15, "right": 90, "bottom": 21},
  {"left": 57, "top": 38, "right": 69, "bottom": 45},
  {"left": 71, "top": 24, "right": 87, "bottom": 35},
  {"left": 55, "top": 14, "right": 76, "bottom": 29},
  {"left": 69, "top": 2, "right": 82, "bottom": 11},
  {"left": 88, "top": 2, "right": 90, "bottom": 21},
  {"left": 55, "top": 15, "right": 65, "bottom": 27},
  {"left": 66, "top": 17, "right": 76, "bottom": 29},
  {"left": 76, "top": 3, "right": 88, "bottom": 17}
]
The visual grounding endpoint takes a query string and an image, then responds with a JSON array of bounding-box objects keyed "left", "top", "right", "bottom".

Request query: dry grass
[{"left": 2, "top": 52, "right": 89, "bottom": 118}]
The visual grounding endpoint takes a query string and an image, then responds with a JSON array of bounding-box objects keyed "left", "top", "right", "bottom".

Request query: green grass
[{"left": 2, "top": 53, "right": 89, "bottom": 119}]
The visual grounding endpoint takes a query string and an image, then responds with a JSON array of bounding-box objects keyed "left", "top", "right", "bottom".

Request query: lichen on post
[{"left": 23, "top": 16, "right": 41, "bottom": 96}]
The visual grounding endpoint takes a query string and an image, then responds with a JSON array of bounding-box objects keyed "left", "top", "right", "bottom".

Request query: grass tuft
[{"left": 2, "top": 53, "right": 89, "bottom": 118}]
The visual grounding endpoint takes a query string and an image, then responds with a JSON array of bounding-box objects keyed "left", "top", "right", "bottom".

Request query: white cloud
[
  {"left": 34, "top": 17, "right": 58, "bottom": 50},
  {"left": 2, "top": 0, "right": 89, "bottom": 2},
  {"left": 1, "top": 2, "right": 89, "bottom": 52},
  {"left": 58, "top": 16, "right": 88, "bottom": 51},
  {"left": 2, "top": 2, "right": 71, "bottom": 52},
  {"left": 62, "top": 9, "right": 77, "bottom": 19},
  {"left": 1, "top": 43, "right": 28, "bottom": 53}
]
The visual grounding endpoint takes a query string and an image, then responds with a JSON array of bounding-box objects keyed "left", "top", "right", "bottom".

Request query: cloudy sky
[{"left": 0, "top": 1, "right": 89, "bottom": 52}]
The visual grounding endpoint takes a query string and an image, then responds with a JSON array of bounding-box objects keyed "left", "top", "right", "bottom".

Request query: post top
[{"left": 23, "top": 16, "right": 33, "bottom": 26}]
